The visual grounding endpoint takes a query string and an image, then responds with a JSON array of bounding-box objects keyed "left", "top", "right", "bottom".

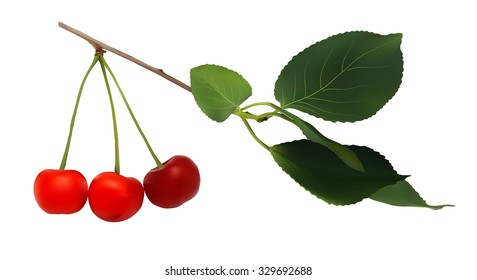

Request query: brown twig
[{"left": 58, "top": 22, "right": 192, "bottom": 92}]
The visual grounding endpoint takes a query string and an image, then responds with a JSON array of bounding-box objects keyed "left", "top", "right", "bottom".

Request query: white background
[{"left": 1, "top": 1, "right": 475, "bottom": 279}]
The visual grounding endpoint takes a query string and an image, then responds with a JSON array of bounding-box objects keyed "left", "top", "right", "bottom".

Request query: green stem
[
  {"left": 235, "top": 110, "right": 276, "bottom": 122},
  {"left": 234, "top": 102, "right": 295, "bottom": 124},
  {"left": 239, "top": 116, "right": 270, "bottom": 151},
  {"left": 100, "top": 56, "right": 163, "bottom": 169},
  {"left": 99, "top": 57, "right": 120, "bottom": 174},
  {"left": 236, "top": 110, "right": 293, "bottom": 123},
  {"left": 59, "top": 56, "right": 99, "bottom": 170},
  {"left": 234, "top": 103, "right": 303, "bottom": 151}
]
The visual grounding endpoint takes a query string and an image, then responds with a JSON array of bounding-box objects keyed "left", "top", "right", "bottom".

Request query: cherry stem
[
  {"left": 57, "top": 23, "right": 281, "bottom": 156},
  {"left": 99, "top": 55, "right": 121, "bottom": 174},
  {"left": 59, "top": 55, "right": 99, "bottom": 170},
  {"left": 58, "top": 22, "right": 191, "bottom": 92},
  {"left": 100, "top": 56, "right": 164, "bottom": 169}
]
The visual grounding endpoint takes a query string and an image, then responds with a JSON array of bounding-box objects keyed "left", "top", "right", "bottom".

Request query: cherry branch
[{"left": 58, "top": 22, "right": 192, "bottom": 92}]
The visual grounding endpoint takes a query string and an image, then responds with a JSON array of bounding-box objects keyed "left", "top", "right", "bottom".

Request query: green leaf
[
  {"left": 275, "top": 31, "right": 403, "bottom": 122},
  {"left": 270, "top": 140, "right": 407, "bottom": 205},
  {"left": 370, "top": 180, "right": 454, "bottom": 210},
  {"left": 190, "top": 64, "right": 252, "bottom": 122}
]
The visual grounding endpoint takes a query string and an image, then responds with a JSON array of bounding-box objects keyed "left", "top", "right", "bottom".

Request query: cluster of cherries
[{"left": 33, "top": 53, "right": 200, "bottom": 222}]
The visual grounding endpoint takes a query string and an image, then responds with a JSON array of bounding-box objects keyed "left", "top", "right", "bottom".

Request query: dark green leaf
[
  {"left": 190, "top": 64, "right": 252, "bottom": 122},
  {"left": 279, "top": 109, "right": 365, "bottom": 171},
  {"left": 370, "top": 180, "right": 454, "bottom": 210},
  {"left": 275, "top": 31, "right": 403, "bottom": 122},
  {"left": 270, "top": 140, "right": 407, "bottom": 205}
]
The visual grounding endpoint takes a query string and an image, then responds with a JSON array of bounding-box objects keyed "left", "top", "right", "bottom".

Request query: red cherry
[
  {"left": 143, "top": 155, "right": 200, "bottom": 208},
  {"left": 88, "top": 172, "right": 144, "bottom": 222},
  {"left": 34, "top": 169, "right": 88, "bottom": 214}
]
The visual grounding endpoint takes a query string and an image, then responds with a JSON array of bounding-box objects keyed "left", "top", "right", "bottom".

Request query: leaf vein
[
  {"left": 341, "top": 41, "right": 353, "bottom": 71},
  {"left": 320, "top": 46, "right": 334, "bottom": 89}
]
